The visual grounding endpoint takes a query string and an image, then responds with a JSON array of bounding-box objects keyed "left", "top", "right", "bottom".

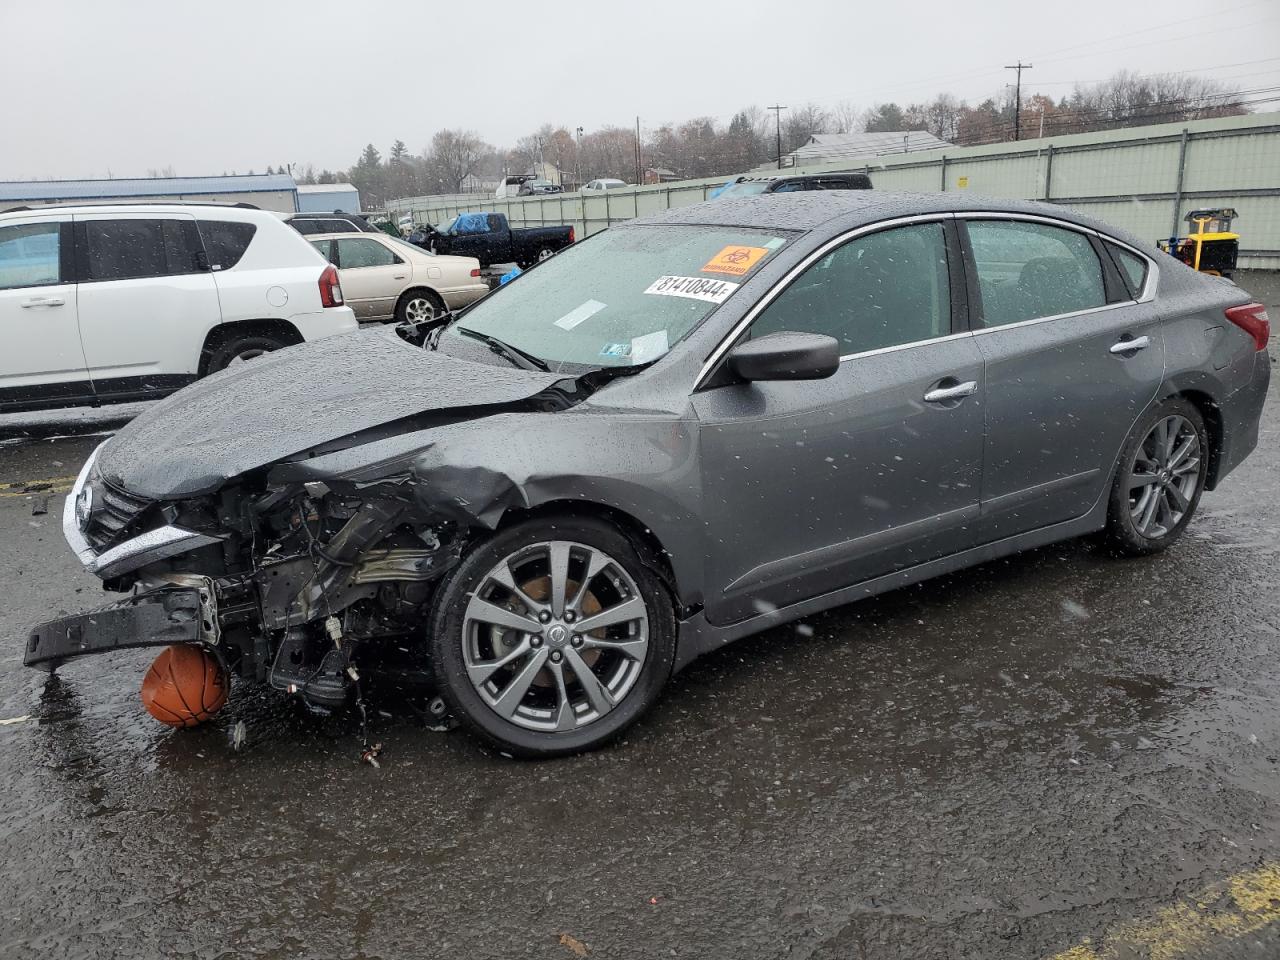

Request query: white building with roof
[
  {"left": 295, "top": 182, "right": 361, "bottom": 213},
  {"left": 0, "top": 173, "right": 300, "bottom": 213},
  {"left": 776, "top": 131, "right": 952, "bottom": 169}
]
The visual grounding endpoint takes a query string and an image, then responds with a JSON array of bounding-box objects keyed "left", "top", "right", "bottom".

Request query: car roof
[
  {"left": 0, "top": 202, "right": 287, "bottom": 224},
  {"left": 630, "top": 190, "right": 1153, "bottom": 248},
  {"left": 304, "top": 231, "right": 391, "bottom": 240},
  {"left": 289, "top": 212, "right": 367, "bottom": 219}
]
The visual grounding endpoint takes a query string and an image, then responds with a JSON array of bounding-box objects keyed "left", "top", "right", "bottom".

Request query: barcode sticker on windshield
[{"left": 643, "top": 275, "right": 739, "bottom": 304}]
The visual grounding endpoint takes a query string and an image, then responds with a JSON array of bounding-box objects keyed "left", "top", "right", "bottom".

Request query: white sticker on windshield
[
  {"left": 643, "top": 275, "right": 739, "bottom": 304},
  {"left": 630, "top": 329, "right": 669, "bottom": 363},
  {"left": 554, "top": 299, "right": 607, "bottom": 330}
]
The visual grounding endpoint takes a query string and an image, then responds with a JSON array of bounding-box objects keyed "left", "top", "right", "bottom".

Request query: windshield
[
  {"left": 717, "top": 180, "right": 773, "bottom": 198},
  {"left": 439, "top": 224, "right": 790, "bottom": 371}
]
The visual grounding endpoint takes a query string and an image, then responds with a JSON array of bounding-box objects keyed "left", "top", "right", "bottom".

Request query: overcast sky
[{"left": 2, "top": 0, "right": 1278, "bottom": 181}]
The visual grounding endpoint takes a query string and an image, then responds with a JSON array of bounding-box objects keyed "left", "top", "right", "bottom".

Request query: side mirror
[{"left": 726, "top": 331, "right": 840, "bottom": 382}]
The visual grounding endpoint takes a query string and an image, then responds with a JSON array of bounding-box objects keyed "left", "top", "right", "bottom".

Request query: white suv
[{"left": 0, "top": 203, "right": 358, "bottom": 413}]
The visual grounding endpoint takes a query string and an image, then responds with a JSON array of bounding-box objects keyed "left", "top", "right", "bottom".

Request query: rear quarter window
[
  {"left": 197, "top": 220, "right": 257, "bottom": 271},
  {"left": 1106, "top": 242, "right": 1150, "bottom": 298}
]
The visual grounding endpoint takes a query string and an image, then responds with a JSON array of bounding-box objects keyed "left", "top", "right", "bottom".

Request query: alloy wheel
[
  {"left": 537, "top": 248, "right": 554, "bottom": 261},
  {"left": 404, "top": 297, "right": 438, "bottom": 323},
  {"left": 461, "top": 540, "right": 650, "bottom": 733},
  {"left": 1128, "top": 414, "right": 1202, "bottom": 539}
]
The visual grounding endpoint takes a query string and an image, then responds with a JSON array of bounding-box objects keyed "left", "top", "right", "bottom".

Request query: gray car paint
[{"left": 80, "top": 192, "right": 1270, "bottom": 670}]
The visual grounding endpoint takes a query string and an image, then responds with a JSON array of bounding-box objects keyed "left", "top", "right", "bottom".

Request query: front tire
[
  {"left": 1102, "top": 397, "right": 1208, "bottom": 556},
  {"left": 428, "top": 515, "right": 676, "bottom": 757}
]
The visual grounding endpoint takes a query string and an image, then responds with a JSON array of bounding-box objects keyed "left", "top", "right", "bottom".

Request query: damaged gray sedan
[{"left": 26, "top": 192, "right": 1270, "bottom": 756}]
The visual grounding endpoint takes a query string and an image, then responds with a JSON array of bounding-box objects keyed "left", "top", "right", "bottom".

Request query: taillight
[
  {"left": 1224, "top": 302, "right": 1269, "bottom": 351},
  {"left": 568, "top": 226, "right": 575, "bottom": 243},
  {"left": 470, "top": 268, "right": 481, "bottom": 278},
  {"left": 318, "top": 264, "right": 343, "bottom": 307}
]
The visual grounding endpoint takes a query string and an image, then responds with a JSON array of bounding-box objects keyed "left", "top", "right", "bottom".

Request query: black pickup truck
[{"left": 413, "top": 212, "right": 575, "bottom": 268}]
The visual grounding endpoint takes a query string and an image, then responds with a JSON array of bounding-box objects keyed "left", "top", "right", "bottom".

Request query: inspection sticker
[
  {"left": 643, "top": 275, "right": 739, "bottom": 304},
  {"left": 701, "top": 245, "right": 770, "bottom": 276}
]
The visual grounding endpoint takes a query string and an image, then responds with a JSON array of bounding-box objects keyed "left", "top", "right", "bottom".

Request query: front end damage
[{"left": 26, "top": 439, "right": 475, "bottom": 716}]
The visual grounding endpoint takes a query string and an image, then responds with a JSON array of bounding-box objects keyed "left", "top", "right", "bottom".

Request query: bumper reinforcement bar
[{"left": 25, "top": 587, "right": 204, "bottom": 672}]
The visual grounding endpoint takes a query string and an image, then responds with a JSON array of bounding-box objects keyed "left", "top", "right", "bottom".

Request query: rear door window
[
  {"left": 82, "top": 219, "right": 168, "bottom": 281},
  {"left": 336, "top": 238, "right": 399, "bottom": 268},
  {"left": 965, "top": 219, "right": 1106, "bottom": 328},
  {"left": 0, "top": 222, "right": 62, "bottom": 289},
  {"left": 196, "top": 220, "right": 257, "bottom": 271}
]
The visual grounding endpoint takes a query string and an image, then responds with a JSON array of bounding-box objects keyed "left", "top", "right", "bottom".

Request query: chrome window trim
[
  {"left": 694, "top": 213, "right": 954, "bottom": 389},
  {"left": 968, "top": 298, "right": 1132, "bottom": 337},
  {"left": 838, "top": 329, "right": 973, "bottom": 363},
  {"left": 695, "top": 208, "right": 1161, "bottom": 389}
]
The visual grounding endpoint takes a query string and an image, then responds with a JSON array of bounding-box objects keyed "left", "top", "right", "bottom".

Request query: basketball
[{"left": 140, "top": 645, "right": 228, "bottom": 728}]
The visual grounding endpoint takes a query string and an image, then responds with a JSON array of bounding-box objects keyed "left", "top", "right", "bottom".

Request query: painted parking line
[
  {"left": 1049, "top": 863, "right": 1280, "bottom": 959},
  {"left": 0, "top": 476, "right": 77, "bottom": 499}
]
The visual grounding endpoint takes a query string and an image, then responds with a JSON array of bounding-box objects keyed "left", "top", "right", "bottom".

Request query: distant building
[
  {"left": 295, "top": 182, "right": 361, "bottom": 213},
  {"left": 778, "top": 131, "right": 952, "bottom": 169},
  {"left": 0, "top": 173, "right": 300, "bottom": 213},
  {"left": 643, "top": 167, "right": 680, "bottom": 184},
  {"left": 528, "top": 161, "right": 562, "bottom": 185}
]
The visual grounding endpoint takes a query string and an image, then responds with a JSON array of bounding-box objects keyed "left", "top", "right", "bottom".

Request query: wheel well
[
  {"left": 198, "top": 319, "right": 303, "bottom": 376},
  {"left": 1175, "top": 389, "right": 1224, "bottom": 489},
  {"left": 395, "top": 287, "right": 445, "bottom": 316},
  {"left": 496, "top": 500, "right": 685, "bottom": 612}
]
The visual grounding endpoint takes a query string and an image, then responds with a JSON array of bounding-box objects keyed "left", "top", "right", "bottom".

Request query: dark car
[
  {"left": 28, "top": 192, "right": 1270, "bottom": 758},
  {"left": 413, "top": 211, "right": 574, "bottom": 268},
  {"left": 286, "top": 211, "right": 381, "bottom": 235},
  {"left": 714, "top": 172, "right": 873, "bottom": 198}
]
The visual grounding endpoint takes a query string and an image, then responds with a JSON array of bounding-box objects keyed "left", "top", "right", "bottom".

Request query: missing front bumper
[{"left": 25, "top": 587, "right": 205, "bottom": 672}]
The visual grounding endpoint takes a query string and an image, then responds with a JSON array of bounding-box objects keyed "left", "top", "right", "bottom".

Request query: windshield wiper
[{"left": 457, "top": 327, "right": 550, "bottom": 371}]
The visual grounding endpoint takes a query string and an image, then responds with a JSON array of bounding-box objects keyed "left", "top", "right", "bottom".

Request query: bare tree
[
  {"left": 782, "top": 103, "right": 830, "bottom": 153},
  {"left": 830, "top": 100, "right": 862, "bottom": 134},
  {"left": 425, "top": 129, "right": 490, "bottom": 194}
]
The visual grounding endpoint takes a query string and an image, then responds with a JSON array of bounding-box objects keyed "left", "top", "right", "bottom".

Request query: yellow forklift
[{"left": 1158, "top": 208, "right": 1240, "bottom": 277}]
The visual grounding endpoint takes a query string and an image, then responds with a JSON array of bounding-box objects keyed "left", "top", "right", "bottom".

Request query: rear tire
[
  {"left": 1102, "top": 397, "right": 1208, "bottom": 556},
  {"left": 204, "top": 332, "right": 289, "bottom": 374},
  {"left": 395, "top": 289, "right": 445, "bottom": 326},
  {"left": 427, "top": 515, "right": 676, "bottom": 758}
]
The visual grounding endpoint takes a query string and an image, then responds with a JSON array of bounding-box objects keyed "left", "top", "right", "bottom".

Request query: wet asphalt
[{"left": 3, "top": 282, "right": 1280, "bottom": 960}]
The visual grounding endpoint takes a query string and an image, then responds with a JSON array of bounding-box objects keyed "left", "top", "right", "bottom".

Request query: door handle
[
  {"left": 1109, "top": 335, "right": 1151, "bottom": 355},
  {"left": 923, "top": 380, "right": 978, "bottom": 403},
  {"left": 393, "top": 274, "right": 407, "bottom": 280},
  {"left": 21, "top": 296, "right": 65, "bottom": 308}
]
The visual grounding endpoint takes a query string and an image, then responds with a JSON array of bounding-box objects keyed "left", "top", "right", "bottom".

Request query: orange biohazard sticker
[{"left": 701, "top": 245, "right": 770, "bottom": 277}]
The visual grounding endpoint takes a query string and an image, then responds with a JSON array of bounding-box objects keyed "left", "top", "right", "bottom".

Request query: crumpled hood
[{"left": 97, "top": 330, "right": 562, "bottom": 499}]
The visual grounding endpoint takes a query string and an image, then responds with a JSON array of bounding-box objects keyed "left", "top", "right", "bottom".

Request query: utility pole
[
  {"left": 635, "top": 116, "right": 642, "bottom": 185},
  {"left": 575, "top": 126, "right": 583, "bottom": 189},
  {"left": 1004, "top": 61, "right": 1032, "bottom": 141},
  {"left": 767, "top": 104, "right": 788, "bottom": 169}
]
